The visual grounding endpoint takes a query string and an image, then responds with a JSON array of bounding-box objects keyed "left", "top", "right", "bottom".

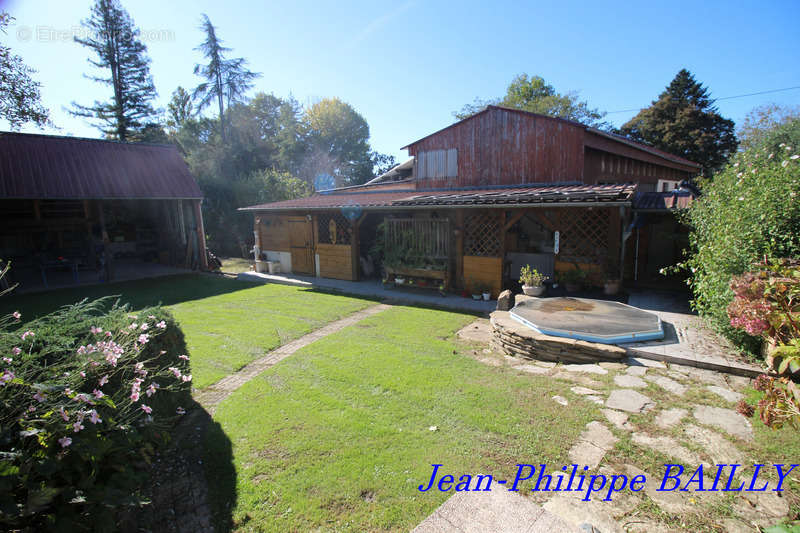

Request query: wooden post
[
  {"left": 608, "top": 207, "right": 622, "bottom": 280},
  {"left": 351, "top": 216, "right": 360, "bottom": 281},
  {"left": 98, "top": 201, "right": 113, "bottom": 281},
  {"left": 193, "top": 200, "right": 208, "bottom": 270},
  {"left": 454, "top": 209, "right": 464, "bottom": 289}
]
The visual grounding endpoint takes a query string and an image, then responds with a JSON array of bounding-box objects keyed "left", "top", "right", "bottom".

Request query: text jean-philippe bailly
[{"left": 417, "top": 463, "right": 797, "bottom": 502}]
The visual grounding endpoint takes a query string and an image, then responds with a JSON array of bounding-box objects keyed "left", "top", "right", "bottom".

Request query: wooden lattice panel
[
  {"left": 317, "top": 213, "right": 352, "bottom": 245},
  {"left": 558, "top": 208, "right": 609, "bottom": 263},
  {"left": 464, "top": 211, "right": 501, "bottom": 257}
]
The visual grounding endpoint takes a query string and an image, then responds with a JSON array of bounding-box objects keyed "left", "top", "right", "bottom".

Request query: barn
[
  {"left": 0, "top": 132, "right": 207, "bottom": 290},
  {"left": 239, "top": 106, "right": 700, "bottom": 297}
]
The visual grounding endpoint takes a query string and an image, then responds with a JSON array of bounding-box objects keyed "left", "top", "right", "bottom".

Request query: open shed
[{"left": 0, "top": 132, "right": 207, "bottom": 290}]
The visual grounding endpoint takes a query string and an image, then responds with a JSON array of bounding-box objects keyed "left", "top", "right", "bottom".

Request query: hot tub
[{"left": 509, "top": 296, "right": 664, "bottom": 345}]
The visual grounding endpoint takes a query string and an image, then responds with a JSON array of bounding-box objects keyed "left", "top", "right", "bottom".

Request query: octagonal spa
[{"left": 490, "top": 296, "right": 664, "bottom": 364}]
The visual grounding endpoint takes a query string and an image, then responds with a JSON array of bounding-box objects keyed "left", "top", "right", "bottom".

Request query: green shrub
[
  {"left": 682, "top": 118, "right": 800, "bottom": 351},
  {"left": 0, "top": 298, "right": 191, "bottom": 531}
]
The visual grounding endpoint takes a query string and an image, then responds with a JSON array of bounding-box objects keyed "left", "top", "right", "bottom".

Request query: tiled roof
[
  {"left": 0, "top": 132, "right": 202, "bottom": 200},
  {"left": 632, "top": 191, "right": 695, "bottom": 210},
  {"left": 240, "top": 183, "right": 635, "bottom": 212}
]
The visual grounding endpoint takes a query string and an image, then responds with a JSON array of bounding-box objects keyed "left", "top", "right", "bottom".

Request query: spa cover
[{"left": 509, "top": 297, "right": 664, "bottom": 344}]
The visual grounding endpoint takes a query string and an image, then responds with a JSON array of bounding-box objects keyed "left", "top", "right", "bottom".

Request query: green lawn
[
  {"left": 205, "top": 306, "right": 594, "bottom": 531},
  {"left": 0, "top": 274, "right": 374, "bottom": 388}
]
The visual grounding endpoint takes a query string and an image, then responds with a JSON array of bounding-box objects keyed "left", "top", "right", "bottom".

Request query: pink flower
[
  {"left": 92, "top": 389, "right": 104, "bottom": 399},
  {"left": 130, "top": 390, "right": 140, "bottom": 402},
  {"left": 98, "top": 375, "right": 108, "bottom": 386},
  {"left": 146, "top": 383, "right": 158, "bottom": 397},
  {"left": 141, "top": 404, "right": 152, "bottom": 414},
  {"left": 76, "top": 346, "right": 87, "bottom": 355},
  {"left": 12, "top": 311, "right": 21, "bottom": 320},
  {"left": 128, "top": 323, "right": 138, "bottom": 330},
  {"left": 168, "top": 367, "right": 182, "bottom": 379},
  {"left": 2, "top": 357, "right": 11, "bottom": 364},
  {"left": 137, "top": 334, "right": 149, "bottom": 345},
  {"left": 105, "top": 331, "right": 112, "bottom": 337},
  {"left": 181, "top": 374, "right": 192, "bottom": 383},
  {"left": 79, "top": 371, "right": 86, "bottom": 378},
  {"left": 156, "top": 321, "right": 166, "bottom": 329},
  {"left": 58, "top": 436, "right": 72, "bottom": 448},
  {"left": 0, "top": 370, "right": 15, "bottom": 385},
  {"left": 21, "top": 331, "right": 34, "bottom": 340},
  {"left": 178, "top": 354, "right": 189, "bottom": 361},
  {"left": 72, "top": 421, "right": 84, "bottom": 433},
  {"left": 140, "top": 323, "right": 149, "bottom": 331},
  {"left": 88, "top": 410, "right": 102, "bottom": 424},
  {"left": 33, "top": 391, "right": 47, "bottom": 403},
  {"left": 90, "top": 326, "right": 102, "bottom": 334},
  {"left": 64, "top": 388, "right": 73, "bottom": 397},
  {"left": 176, "top": 406, "right": 186, "bottom": 415},
  {"left": 59, "top": 406, "right": 69, "bottom": 421},
  {"left": 11, "top": 347, "right": 21, "bottom": 356}
]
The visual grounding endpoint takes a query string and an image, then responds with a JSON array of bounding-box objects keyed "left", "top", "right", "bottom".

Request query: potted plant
[
  {"left": 395, "top": 276, "right": 405, "bottom": 285},
  {"left": 482, "top": 286, "right": 492, "bottom": 301},
  {"left": 469, "top": 280, "right": 482, "bottom": 300},
  {"left": 559, "top": 267, "right": 586, "bottom": 292},
  {"left": 520, "top": 264, "right": 547, "bottom": 296},
  {"left": 602, "top": 260, "right": 621, "bottom": 295},
  {"left": 438, "top": 282, "right": 446, "bottom": 297}
]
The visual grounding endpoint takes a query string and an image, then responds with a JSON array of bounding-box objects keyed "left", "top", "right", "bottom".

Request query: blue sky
[{"left": 2, "top": 0, "right": 799, "bottom": 162}]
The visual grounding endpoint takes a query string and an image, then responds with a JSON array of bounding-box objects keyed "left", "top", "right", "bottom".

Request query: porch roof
[
  {"left": 632, "top": 190, "right": 696, "bottom": 211},
  {"left": 239, "top": 183, "right": 636, "bottom": 212}
]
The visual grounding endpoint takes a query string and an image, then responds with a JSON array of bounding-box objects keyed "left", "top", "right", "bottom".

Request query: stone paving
[{"left": 450, "top": 314, "right": 792, "bottom": 532}]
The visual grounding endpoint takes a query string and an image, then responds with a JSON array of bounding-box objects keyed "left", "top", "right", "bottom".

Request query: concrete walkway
[
  {"left": 237, "top": 271, "right": 496, "bottom": 314},
  {"left": 622, "top": 291, "right": 762, "bottom": 377},
  {"left": 194, "top": 303, "right": 391, "bottom": 414}
]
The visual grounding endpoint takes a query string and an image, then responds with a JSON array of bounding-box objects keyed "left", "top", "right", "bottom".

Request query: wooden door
[{"left": 288, "top": 217, "right": 314, "bottom": 274}]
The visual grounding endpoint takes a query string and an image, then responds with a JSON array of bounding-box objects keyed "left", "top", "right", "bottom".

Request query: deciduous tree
[
  {"left": 0, "top": 13, "right": 49, "bottom": 129},
  {"left": 454, "top": 74, "right": 609, "bottom": 128}
]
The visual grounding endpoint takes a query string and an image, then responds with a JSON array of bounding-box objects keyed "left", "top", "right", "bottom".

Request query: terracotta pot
[
  {"left": 522, "top": 285, "right": 545, "bottom": 296},
  {"left": 603, "top": 280, "right": 621, "bottom": 295}
]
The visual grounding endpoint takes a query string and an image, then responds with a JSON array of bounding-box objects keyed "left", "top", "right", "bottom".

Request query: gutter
[{"left": 239, "top": 200, "right": 632, "bottom": 213}]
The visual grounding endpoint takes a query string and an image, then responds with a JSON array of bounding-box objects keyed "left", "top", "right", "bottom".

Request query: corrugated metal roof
[
  {"left": 0, "top": 132, "right": 203, "bottom": 199},
  {"left": 632, "top": 191, "right": 695, "bottom": 211},
  {"left": 240, "top": 183, "right": 635, "bottom": 212}
]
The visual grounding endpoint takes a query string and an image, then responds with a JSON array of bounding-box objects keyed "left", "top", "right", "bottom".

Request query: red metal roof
[
  {"left": 632, "top": 191, "right": 695, "bottom": 210},
  {"left": 0, "top": 132, "right": 203, "bottom": 199},
  {"left": 240, "top": 183, "right": 635, "bottom": 212}
]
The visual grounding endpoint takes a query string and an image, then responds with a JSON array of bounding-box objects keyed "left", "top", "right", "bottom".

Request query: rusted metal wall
[
  {"left": 583, "top": 148, "right": 692, "bottom": 186},
  {"left": 407, "top": 107, "right": 585, "bottom": 188}
]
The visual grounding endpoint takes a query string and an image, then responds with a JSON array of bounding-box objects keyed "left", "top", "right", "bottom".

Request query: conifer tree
[
  {"left": 620, "top": 69, "right": 737, "bottom": 176},
  {"left": 70, "top": 0, "right": 158, "bottom": 141}
]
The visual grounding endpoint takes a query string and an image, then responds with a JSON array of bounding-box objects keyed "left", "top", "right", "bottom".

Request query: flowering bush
[
  {"left": 0, "top": 298, "right": 191, "bottom": 531},
  {"left": 728, "top": 259, "right": 800, "bottom": 429},
  {"left": 681, "top": 117, "right": 800, "bottom": 350}
]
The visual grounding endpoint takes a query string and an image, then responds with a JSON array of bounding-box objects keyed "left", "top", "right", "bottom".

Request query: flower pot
[
  {"left": 603, "top": 280, "right": 621, "bottom": 296},
  {"left": 471, "top": 294, "right": 482, "bottom": 300},
  {"left": 565, "top": 282, "right": 581, "bottom": 293},
  {"left": 395, "top": 277, "right": 405, "bottom": 285},
  {"left": 522, "top": 285, "right": 545, "bottom": 296},
  {"left": 482, "top": 292, "right": 491, "bottom": 301}
]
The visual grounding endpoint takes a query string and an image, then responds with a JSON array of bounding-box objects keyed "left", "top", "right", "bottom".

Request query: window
[
  {"left": 657, "top": 179, "right": 681, "bottom": 192},
  {"left": 418, "top": 149, "right": 457, "bottom": 179}
]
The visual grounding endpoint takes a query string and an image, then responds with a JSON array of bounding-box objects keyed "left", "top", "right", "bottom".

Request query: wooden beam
[
  {"left": 503, "top": 211, "right": 525, "bottom": 232},
  {"left": 190, "top": 200, "right": 208, "bottom": 270}
]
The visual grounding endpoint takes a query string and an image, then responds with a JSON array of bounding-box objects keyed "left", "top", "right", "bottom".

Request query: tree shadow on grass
[{"left": 0, "top": 273, "right": 261, "bottom": 321}]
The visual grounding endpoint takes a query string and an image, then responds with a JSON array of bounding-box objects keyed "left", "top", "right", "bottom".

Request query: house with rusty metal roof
[
  {"left": 0, "top": 132, "right": 207, "bottom": 289},
  {"left": 240, "top": 106, "right": 699, "bottom": 295}
]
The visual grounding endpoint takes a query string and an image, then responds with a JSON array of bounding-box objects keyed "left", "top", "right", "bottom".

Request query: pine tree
[
  {"left": 620, "top": 69, "right": 737, "bottom": 176},
  {"left": 70, "top": 0, "right": 158, "bottom": 141},
  {"left": 192, "top": 14, "right": 261, "bottom": 141}
]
